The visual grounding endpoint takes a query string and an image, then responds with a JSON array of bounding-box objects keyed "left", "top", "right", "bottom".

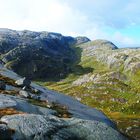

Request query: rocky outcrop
[
  {"left": 73, "top": 71, "right": 127, "bottom": 86},
  {"left": 80, "top": 40, "right": 140, "bottom": 73},
  {"left": 1, "top": 114, "right": 127, "bottom": 140},
  {"left": 80, "top": 39, "right": 118, "bottom": 50}
]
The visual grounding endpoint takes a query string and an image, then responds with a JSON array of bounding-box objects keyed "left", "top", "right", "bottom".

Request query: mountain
[
  {"left": 40, "top": 40, "right": 140, "bottom": 139},
  {"left": 0, "top": 29, "right": 140, "bottom": 139},
  {"left": 0, "top": 28, "right": 90, "bottom": 79}
]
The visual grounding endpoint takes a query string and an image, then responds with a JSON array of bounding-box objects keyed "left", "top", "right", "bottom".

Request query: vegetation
[{"left": 36, "top": 43, "right": 140, "bottom": 139}]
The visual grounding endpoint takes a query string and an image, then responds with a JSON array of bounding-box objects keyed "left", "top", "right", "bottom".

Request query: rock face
[
  {"left": 73, "top": 71, "right": 127, "bottom": 86},
  {"left": 1, "top": 114, "right": 127, "bottom": 140},
  {"left": 81, "top": 39, "right": 118, "bottom": 50},
  {"left": 0, "top": 96, "right": 17, "bottom": 109},
  {"left": 0, "top": 28, "right": 90, "bottom": 79},
  {"left": 80, "top": 40, "right": 140, "bottom": 73}
]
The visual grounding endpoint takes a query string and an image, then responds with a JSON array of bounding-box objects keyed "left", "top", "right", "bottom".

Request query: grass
[
  {"left": 37, "top": 52, "right": 140, "bottom": 139},
  {"left": 43, "top": 78, "right": 140, "bottom": 139},
  {"left": 105, "top": 111, "right": 140, "bottom": 140}
]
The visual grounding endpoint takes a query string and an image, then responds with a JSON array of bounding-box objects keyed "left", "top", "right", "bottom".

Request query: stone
[
  {"left": 15, "top": 77, "right": 31, "bottom": 87},
  {"left": 0, "top": 81, "right": 6, "bottom": 90},
  {"left": 19, "top": 90, "right": 30, "bottom": 98},
  {"left": 1, "top": 114, "right": 127, "bottom": 140}
]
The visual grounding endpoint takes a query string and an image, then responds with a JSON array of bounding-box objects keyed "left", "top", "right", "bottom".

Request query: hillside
[
  {"left": 0, "top": 62, "right": 128, "bottom": 140},
  {"left": 0, "top": 29, "right": 140, "bottom": 139},
  {"left": 40, "top": 40, "right": 140, "bottom": 139}
]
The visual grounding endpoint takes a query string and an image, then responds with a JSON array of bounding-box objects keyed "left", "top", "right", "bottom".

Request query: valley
[{"left": 0, "top": 29, "right": 140, "bottom": 139}]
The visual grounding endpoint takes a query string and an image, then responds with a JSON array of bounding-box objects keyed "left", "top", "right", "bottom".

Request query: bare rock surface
[{"left": 1, "top": 114, "right": 127, "bottom": 140}]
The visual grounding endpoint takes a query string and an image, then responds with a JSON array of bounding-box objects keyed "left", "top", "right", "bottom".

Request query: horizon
[{"left": 0, "top": 0, "right": 140, "bottom": 48}]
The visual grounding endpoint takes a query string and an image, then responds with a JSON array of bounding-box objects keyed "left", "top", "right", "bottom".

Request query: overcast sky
[{"left": 0, "top": 0, "right": 140, "bottom": 47}]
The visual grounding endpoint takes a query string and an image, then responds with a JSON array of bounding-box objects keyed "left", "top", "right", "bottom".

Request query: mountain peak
[{"left": 82, "top": 39, "right": 118, "bottom": 50}]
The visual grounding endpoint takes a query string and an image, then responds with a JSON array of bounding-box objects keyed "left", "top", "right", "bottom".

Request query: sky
[{"left": 0, "top": 0, "right": 140, "bottom": 47}]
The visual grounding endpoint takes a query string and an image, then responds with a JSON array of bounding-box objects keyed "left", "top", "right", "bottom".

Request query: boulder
[
  {"left": 15, "top": 77, "right": 31, "bottom": 87},
  {"left": 0, "top": 81, "right": 6, "bottom": 90},
  {"left": 19, "top": 90, "right": 30, "bottom": 98},
  {"left": 1, "top": 114, "right": 127, "bottom": 140}
]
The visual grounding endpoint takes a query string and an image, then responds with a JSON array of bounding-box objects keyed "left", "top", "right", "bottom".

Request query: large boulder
[{"left": 1, "top": 114, "right": 127, "bottom": 140}]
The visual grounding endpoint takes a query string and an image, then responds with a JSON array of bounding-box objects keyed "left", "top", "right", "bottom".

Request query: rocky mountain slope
[
  {"left": 0, "top": 28, "right": 89, "bottom": 79},
  {"left": 41, "top": 40, "right": 140, "bottom": 139},
  {"left": 0, "top": 63, "right": 128, "bottom": 140},
  {"left": 0, "top": 29, "right": 140, "bottom": 139}
]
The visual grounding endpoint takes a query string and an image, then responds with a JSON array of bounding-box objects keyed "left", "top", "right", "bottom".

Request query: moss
[{"left": 105, "top": 111, "right": 140, "bottom": 139}]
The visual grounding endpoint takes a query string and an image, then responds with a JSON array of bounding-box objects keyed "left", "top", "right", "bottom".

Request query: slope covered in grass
[{"left": 37, "top": 40, "right": 140, "bottom": 139}]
